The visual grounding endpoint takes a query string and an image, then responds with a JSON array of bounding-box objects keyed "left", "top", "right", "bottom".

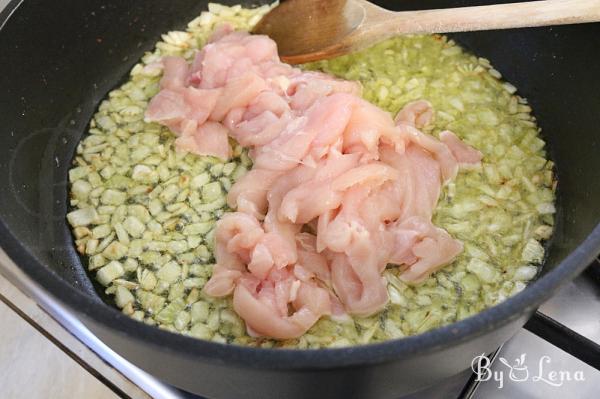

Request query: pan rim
[{"left": 1, "top": 216, "right": 598, "bottom": 369}]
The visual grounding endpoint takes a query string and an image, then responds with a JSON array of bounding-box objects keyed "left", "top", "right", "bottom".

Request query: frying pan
[{"left": 0, "top": 0, "right": 599, "bottom": 398}]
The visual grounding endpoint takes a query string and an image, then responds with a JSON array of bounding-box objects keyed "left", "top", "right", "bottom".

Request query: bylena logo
[{"left": 471, "top": 353, "right": 586, "bottom": 389}]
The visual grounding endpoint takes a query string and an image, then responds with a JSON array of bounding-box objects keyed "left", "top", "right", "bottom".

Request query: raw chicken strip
[
  {"left": 287, "top": 71, "right": 362, "bottom": 111},
  {"left": 145, "top": 89, "right": 189, "bottom": 129},
  {"left": 192, "top": 121, "right": 231, "bottom": 160},
  {"left": 277, "top": 153, "right": 360, "bottom": 224},
  {"left": 326, "top": 187, "right": 391, "bottom": 315},
  {"left": 379, "top": 144, "right": 442, "bottom": 221},
  {"left": 295, "top": 233, "right": 331, "bottom": 285},
  {"left": 203, "top": 213, "right": 263, "bottom": 297},
  {"left": 233, "top": 275, "right": 331, "bottom": 339},
  {"left": 396, "top": 123, "right": 459, "bottom": 183},
  {"left": 227, "top": 169, "right": 283, "bottom": 220},
  {"left": 440, "top": 130, "right": 483, "bottom": 165},
  {"left": 388, "top": 217, "right": 464, "bottom": 284},
  {"left": 161, "top": 56, "right": 189, "bottom": 90},
  {"left": 251, "top": 94, "right": 356, "bottom": 171},
  {"left": 343, "top": 98, "right": 400, "bottom": 159},
  {"left": 210, "top": 72, "right": 267, "bottom": 121},
  {"left": 394, "top": 99, "right": 434, "bottom": 129}
]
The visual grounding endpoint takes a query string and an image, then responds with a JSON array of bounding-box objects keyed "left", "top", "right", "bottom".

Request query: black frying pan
[{"left": 0, "top": 0, "right": 599, "bottom": 398}]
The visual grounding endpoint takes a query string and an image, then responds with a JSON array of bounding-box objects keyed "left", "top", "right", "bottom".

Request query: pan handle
[{"left": 524, "top": 310, "right": 600, "bottom": 370}]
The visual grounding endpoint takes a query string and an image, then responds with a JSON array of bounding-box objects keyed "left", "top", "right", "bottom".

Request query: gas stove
[
  {"left": 410, "top": 258, "right": 600, "bottom": 399},
  {"left": 2, "top": 248, "right": 598, "bottom": 399}
]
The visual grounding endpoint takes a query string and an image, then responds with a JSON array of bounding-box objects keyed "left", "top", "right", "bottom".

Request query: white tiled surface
[
  {"left": 0, "top": 250, "right": 153, "bottom": 399},
  {"left": 0, "top": 298, "right": 118, "bottom": 399},
  {"left": 0, "top": 270, "right": 122, "bottom": 399}
]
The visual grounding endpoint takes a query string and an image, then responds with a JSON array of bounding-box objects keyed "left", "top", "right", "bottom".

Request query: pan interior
[{"left": 0, "top": 0, "right": 598, "bottom": 330}]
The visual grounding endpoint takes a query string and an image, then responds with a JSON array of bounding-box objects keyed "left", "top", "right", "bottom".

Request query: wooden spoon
[{"left": 252, "top": 0, "right": 600, "bottom": 64}]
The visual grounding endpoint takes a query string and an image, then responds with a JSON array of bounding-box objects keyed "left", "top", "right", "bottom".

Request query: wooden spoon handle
[{"left": 373, "top": 0, "right": 600, "bottom": 35}]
